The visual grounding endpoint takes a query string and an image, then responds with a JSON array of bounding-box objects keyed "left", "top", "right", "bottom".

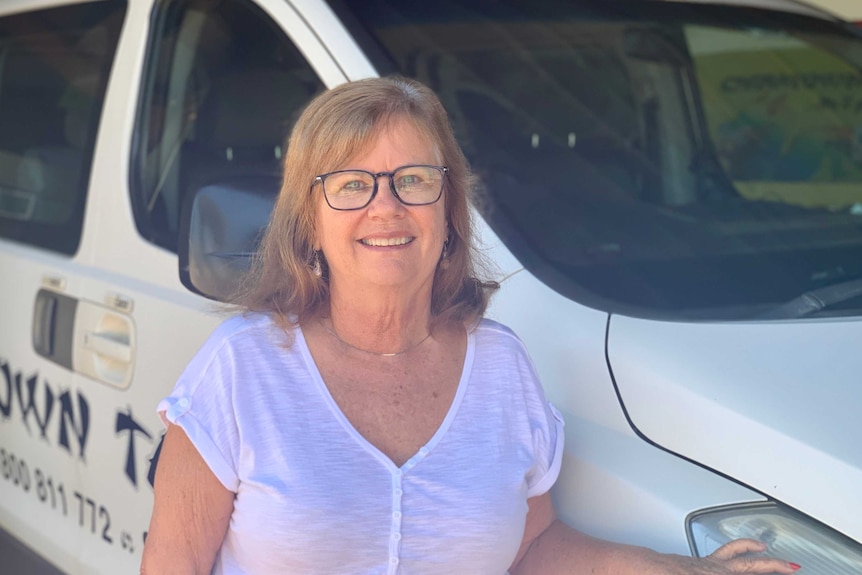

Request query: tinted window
[
  {"left": 0, "top": 1, "right": 124, "bottom": 254},
  {"left": 132, "top": 0, "right": 326, "bottom": 253},
  {"left": 337, "top": 0, "right": 862, "bottom": 319}
]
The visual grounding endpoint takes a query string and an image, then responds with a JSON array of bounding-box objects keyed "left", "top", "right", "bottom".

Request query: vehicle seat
[{"left": 180, "top": 66, "right": 316, "bottom": 200}]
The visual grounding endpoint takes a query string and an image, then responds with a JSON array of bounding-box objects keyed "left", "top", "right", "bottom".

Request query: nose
[{"left": 367, "top": 174, "right": 405, "bottom": 216}]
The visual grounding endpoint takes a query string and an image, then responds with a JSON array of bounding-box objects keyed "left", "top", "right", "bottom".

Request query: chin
[{"left": 363, "top": 266, "right": 434, "bottom": 290}]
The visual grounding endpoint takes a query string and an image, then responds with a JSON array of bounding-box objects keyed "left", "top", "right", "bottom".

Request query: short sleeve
[
  {"left": 525, "top": 399, "right": 565, "bottom": 498},
  {"left": 474, "top": 319, "right": 567, "bottom": 499},
  {"left": 157, "top": 321, "right": 243, "bottom": 492},
  {"left": 498, "top": 321, "right": 566, "bottom": 498}
]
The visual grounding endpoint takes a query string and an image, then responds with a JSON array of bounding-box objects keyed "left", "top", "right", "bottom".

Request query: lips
[{"left": 359, "top": 237, "right": 414, "bottom": 247}]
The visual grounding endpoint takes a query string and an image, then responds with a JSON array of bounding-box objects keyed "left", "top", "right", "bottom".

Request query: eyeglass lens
[{"left": 322, "top": 165, "right": 444, "bottom": 210}]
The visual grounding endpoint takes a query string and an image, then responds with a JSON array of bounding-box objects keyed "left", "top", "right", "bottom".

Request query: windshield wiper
[{"left": 758, "top": 278, "right": 862, "bottom": 319}]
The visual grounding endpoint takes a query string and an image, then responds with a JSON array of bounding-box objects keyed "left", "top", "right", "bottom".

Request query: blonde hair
[{"left": 234, "top": 76, "right": 498, "bottom": 326}]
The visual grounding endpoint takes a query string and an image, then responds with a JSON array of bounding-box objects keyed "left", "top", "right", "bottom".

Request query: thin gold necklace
[{"left": 320, "top": 319, "right": 432, "bottom": 357}]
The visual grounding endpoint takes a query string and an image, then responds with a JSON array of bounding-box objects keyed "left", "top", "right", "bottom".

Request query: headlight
[{"left": 687, "top": 502, "right": 862, "bottom": 574}]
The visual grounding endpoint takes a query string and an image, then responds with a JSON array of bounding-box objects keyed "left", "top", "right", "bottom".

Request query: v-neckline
[{"left": 296, "top": 325, "right": 476, "bottom": 474}]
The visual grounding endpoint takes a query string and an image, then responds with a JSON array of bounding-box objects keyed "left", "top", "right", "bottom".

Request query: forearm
[
  {"left": 140, "top": 534, "right": 213, "bottom": 575},
  {"left": 511, "top": 519, "right": 664, "bottom": 575},
  {"left": 141, "top": 425, "right": 233, "bottom": 575}
]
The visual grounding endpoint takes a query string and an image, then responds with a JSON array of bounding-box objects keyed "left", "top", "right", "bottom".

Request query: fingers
[
  {"left": 708, "top": 539, "right": 801, "bottom": 573},
  {"left": 725, "top": 556, "right": 801, "bottom": 573},
  {"left": 709, "top": 539, "right": 767, "bottom": 560}
]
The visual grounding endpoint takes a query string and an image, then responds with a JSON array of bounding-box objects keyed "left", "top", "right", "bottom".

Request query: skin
[
  {"left": 314, "top": 118, "right": 448, "bottom": 353},
  {"left": 303, "top": 117, "right": 464, "bottom": 471},
  {"left": 140, "top": 424, "right": 233, "bottom": 575},
  {"left": 509, "top": 492, "right": 801, "bottom": 574},
  {"left": 141, "top": 118, "right": 801, "bottom": 574}
]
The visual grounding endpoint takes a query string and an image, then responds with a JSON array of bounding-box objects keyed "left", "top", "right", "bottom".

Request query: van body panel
[
  {"left": 799, "top": 0, "right": 862, "bottom": 20},
  {"left": 287, "top": 0, "right": 379, "bottom": 80},
  {"left": 251, "top": 0, "right": 353, "bottom": 87},
  {"left": 481, "top": 242, "right": 766, "bottom": 552},
  {"left": 608, "top": 315, "right": 862, "bottom": 541},
  {"left": 0, "top": 248, "right": 86, "bottom": 573}
]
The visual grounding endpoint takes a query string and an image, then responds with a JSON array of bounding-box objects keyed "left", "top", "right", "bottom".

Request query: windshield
[{"left": 336, "top": 0, "right": 862, "bottom": 319}]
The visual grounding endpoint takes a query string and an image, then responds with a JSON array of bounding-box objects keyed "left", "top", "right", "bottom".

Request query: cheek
[
  {"left": 315, "top": 204, "right": 341, "bottom": 249},
  {"left": 317, "top": 213, "right": 360, "bottom": 262}
]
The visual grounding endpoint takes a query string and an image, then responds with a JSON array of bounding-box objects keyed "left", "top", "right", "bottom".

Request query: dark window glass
[
  {"left": 334, "top": 0, "right": 862, "bottom": 319},
  {"left": 0, "top": 1, "right": 125, "bottom": 254},
  {"left": 132, "top": 0, "right": 326, "bottom": 253}
]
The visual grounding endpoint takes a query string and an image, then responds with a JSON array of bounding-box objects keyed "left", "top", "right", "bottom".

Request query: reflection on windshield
[
  {"left": 340, "top": 0, "right": 862, "bottom": 319},
  {"left": 689, "top": 25, "right": 862, "bottom": 207}
]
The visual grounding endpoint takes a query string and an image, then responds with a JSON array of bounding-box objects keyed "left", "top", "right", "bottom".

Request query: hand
[{"left": 649, "top": 539, "right": 801, "bottom": 574}]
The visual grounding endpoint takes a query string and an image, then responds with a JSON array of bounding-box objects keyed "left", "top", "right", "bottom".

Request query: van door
[
  {"left": 63, "top": 0, "right": 351, "bottom": 573},
  {"left": 0, "top": 2, "right": 126, "bottom": 573}
]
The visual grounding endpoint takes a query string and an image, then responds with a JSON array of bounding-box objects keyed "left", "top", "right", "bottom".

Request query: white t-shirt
[{"left": 158, "top": 313, "right": 564, "bottom": 575}]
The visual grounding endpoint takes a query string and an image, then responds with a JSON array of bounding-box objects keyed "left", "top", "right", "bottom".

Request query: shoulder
[
  {"left": 210, "top": 311, "right": 287, "bottom": 344},
  {"left": 181, "top": 312, "right": 295, "bottom": 382},
  {"left": 200, "top": 312, "right": 294, "bottom": 356},
  {"left": 467, "top": 318, "right": 540, "bottom": 386},
  {"left": 471, "top": 317, "right": 530, "bottom": 355},
  {"left": 163, "top": 314, "right": 300, "bottom": 415},
  {"left": 465, "top": 319, "right": 561, "bottom": 440}
]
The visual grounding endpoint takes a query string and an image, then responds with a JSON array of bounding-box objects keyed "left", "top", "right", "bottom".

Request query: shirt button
[
  {"left": 393, "top": 511, "right": 402, "bottom": 519},
  {"left": 394, "top": 488, "right": 403, "bottom": 496},
  {"left": 392, "top": 533, "right": 401, "bottom": 541},
  {"left": 391, "top": 557, "right": 399, "bottom": 565},
  {"left": 178, "top": 398, "right": 190, "bottom": 408}
]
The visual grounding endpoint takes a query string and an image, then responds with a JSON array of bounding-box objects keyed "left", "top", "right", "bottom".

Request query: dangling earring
[{"left": 311, "top": 250, "right": 323, "bottom": 278}]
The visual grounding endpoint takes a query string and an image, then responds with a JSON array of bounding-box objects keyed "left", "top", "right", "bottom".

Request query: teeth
[{"left": 361, "top": 237, "right": 413, "bottom": 247}]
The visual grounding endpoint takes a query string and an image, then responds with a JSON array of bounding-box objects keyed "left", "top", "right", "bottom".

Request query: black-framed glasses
[{"left": 314, "top": 164, "right": 448, "bottom": 211}]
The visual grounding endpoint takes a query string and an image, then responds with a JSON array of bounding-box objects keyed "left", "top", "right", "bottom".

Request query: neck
[{"left": 325, "top": 282, "right": 433, "bottom": 355}]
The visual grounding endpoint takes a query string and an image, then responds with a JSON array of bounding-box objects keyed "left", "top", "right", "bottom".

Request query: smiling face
[{"left": 314, "top": 117, "right": 448, "bottom": 301}]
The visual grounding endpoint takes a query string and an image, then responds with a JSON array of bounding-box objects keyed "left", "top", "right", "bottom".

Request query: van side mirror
[{"left": 178, "top": 175, "right": 279, "bottom": 301}]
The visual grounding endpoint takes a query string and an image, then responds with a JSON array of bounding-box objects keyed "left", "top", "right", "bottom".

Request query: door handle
[
  {"left": 73, "top": 299, "right": 136, "bottom": 389},
  {"left": 83, "top": 331, "right": 132, "bottom": 362}
]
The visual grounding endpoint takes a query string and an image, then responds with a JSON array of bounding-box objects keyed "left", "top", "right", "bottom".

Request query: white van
[
  {"left": 804, "top": 0, "right": 862, "bottom": 21},
  {"left": 1, "top": 0, "right": 861, "bottom": 573}
]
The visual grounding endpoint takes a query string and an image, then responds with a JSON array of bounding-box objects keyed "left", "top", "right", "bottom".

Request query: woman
[{"left": 141, "top": 76, "right": 799, "bottom": 574}]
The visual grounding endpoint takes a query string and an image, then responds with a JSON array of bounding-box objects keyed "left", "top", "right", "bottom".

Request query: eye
[
  {"left": 341, "top": 179, "right": 369, "bottom": 192},
  {"left": 397, "top": 174, "right": 421, "bottom": 186},
  {"left": 326, "top": 172, "right": 373, "bottom": 195}
]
